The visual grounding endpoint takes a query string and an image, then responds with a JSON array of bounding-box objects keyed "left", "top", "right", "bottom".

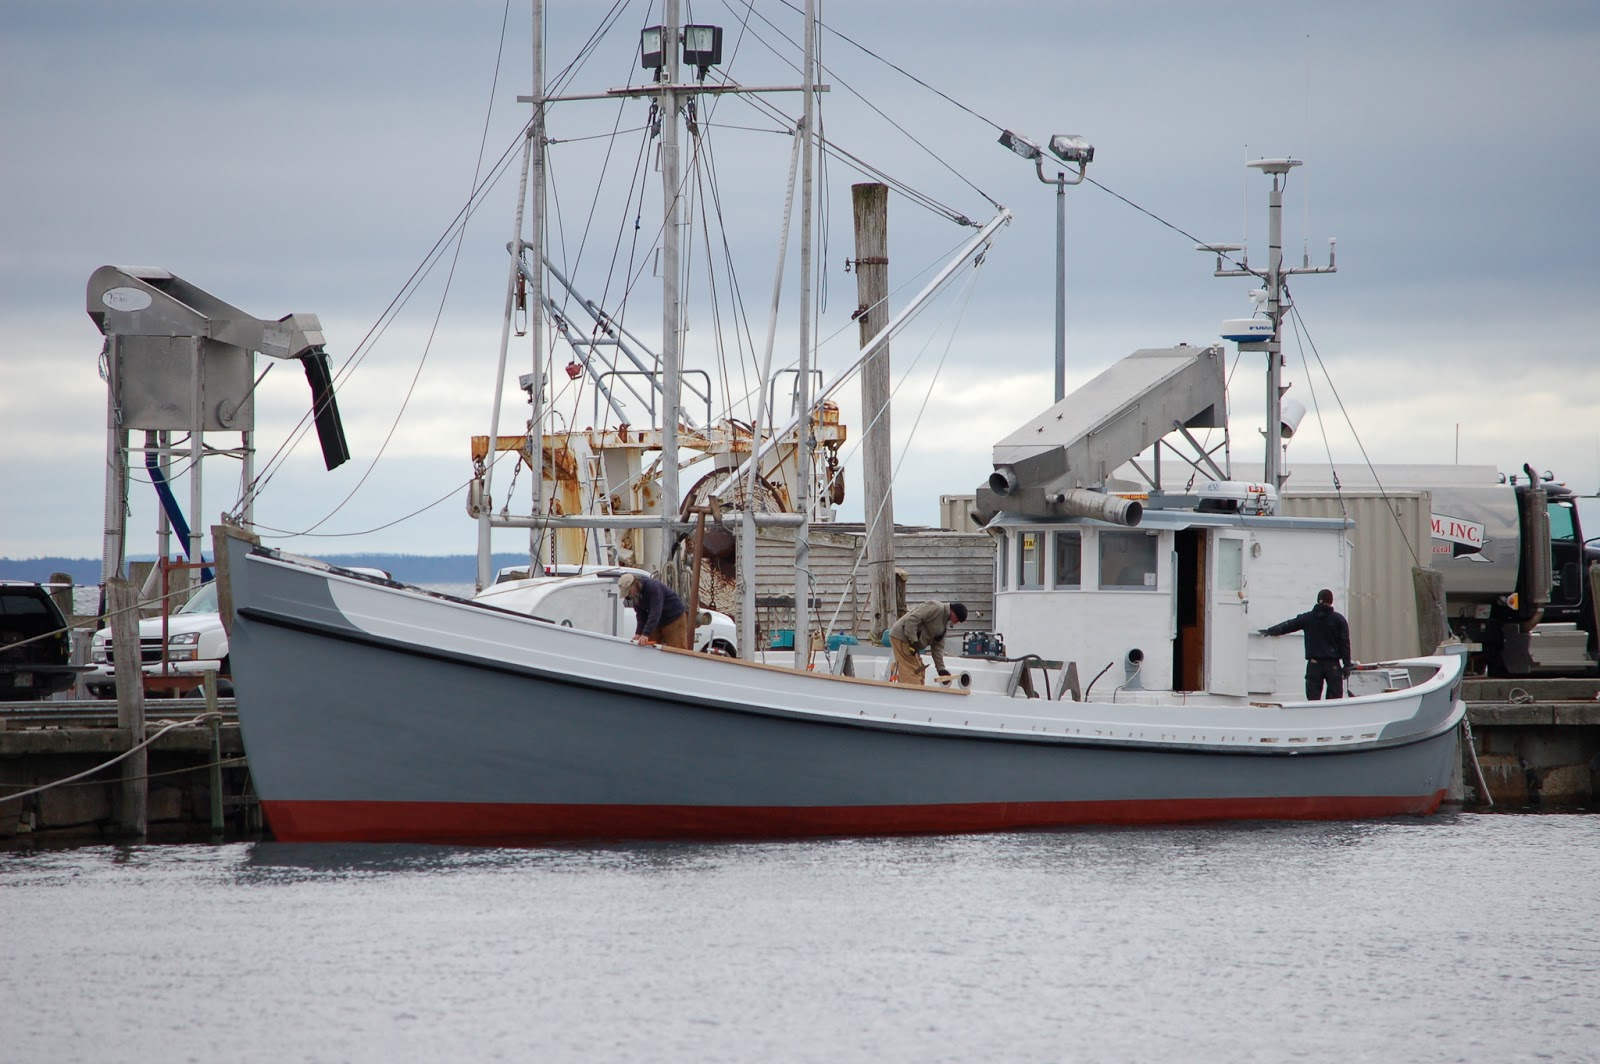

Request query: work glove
[{"left": 1342, "top": 662, "right": 1355, "bottom": 678}]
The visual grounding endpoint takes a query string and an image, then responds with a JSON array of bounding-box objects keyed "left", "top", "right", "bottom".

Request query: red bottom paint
[{"left": 262, "top": 792, "right": 1450, "bottom": 844}]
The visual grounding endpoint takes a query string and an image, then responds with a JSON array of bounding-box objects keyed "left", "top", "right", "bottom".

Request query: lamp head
[
  {"left": 1048, "top": 134, "right": 1094, "bottom": 165},
  {"left": 998, "top": 130, "right": 1043, "bottom": 161}
]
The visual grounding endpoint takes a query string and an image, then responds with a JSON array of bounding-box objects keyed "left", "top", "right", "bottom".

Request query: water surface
[{"left": 3, "top": 815, "right": 1597, "bottom": 1062}]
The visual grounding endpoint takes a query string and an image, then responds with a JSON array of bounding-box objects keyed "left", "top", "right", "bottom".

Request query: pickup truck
[
  {"left": 0, "top": 581, "right": 79, "bottom": 700},
  {"left": 86, "top": 580, "right": 229, "bottom": 698}
]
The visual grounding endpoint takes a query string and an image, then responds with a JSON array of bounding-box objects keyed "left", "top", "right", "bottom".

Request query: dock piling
[
  {"left": 107, "top": 578, "right": 147, "bottom": 837},
  {"left": 204, "top": 670, "right": 224, "bottom": 837}
]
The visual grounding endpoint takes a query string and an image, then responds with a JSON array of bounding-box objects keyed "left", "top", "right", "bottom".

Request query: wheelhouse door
[{"left": 1208, "top": 534, "right": 1248, "bottom": 695}]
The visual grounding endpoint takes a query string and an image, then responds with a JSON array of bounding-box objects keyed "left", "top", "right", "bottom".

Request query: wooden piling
[
  {"left": 107, "top": 578, "right": 147, "bottom": 836},
  {"left": 48, "top": 572, "right": 74, "bottom": 626},
  {"left": 852, "top": 182, "right": 896, "bottom": 644},
  {"left": 1412, "top": 566, "right": 1449, "bottom": 654},
  {"left": 204, "top": 670, "right": 224, "bottom": 836}
]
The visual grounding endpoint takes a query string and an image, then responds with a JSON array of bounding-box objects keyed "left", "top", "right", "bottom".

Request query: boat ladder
[{"left": 584, "top": 452, "right": 620, "bottom": 566}]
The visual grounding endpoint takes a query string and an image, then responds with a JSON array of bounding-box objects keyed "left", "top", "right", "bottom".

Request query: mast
[
  {"left": 476, "top": 5, "right": 543, "bottom": 590},
  {"left": 658, "top": 0, "right": 684, "bottom": 569},
  {"left": 791, "top": 0, "right": 816, "bottom": 669},
  {"left": 1208, "top": 158, "right": 1335, "bottom": 494},
  {"left": 1260, "top": 158, "right": 1291, "bottom": 492},
  {"left": 529, "top": 0, "right": 547, "bottom": 569}
]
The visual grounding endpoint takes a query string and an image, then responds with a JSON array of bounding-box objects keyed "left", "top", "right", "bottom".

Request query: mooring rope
[
  {"left": 1461, "top": 717, "right": 1494, "bottom": 808},
  {"left": 0, "top": 714, "right": 221, "bottom": 804}
]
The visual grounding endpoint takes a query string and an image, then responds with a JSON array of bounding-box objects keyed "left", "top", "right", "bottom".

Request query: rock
[
  {"left": 1537, "top": 764, "right": 1593, "bottom": 807},
  {"left": 36, "top": 784, "right": 112, "bottom": 828},
  {"left": 1474, "top": 753, "right": 1530, "bottom": 807}
]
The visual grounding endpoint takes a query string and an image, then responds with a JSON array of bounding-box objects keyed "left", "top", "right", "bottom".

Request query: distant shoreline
[{"left": 0, "top": 553, "right": 532, "bottom": 587}]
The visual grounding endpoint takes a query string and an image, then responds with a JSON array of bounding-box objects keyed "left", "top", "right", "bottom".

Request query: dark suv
[{"left": 0, "top": 581, "right": 78, "bottom": 701}]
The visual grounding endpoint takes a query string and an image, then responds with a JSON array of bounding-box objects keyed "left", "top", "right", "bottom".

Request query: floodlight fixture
[
  {"left": 998, "top": 130, "right": 1043, "bottom": 160},
  {"left": 640, "top": 26, "right": 665, "bottom": 77},
  {"left": 1049, "top": 134, "right": 1094, "bottom": 165},
  {"left": 682, "top": 24, "right": 723, "bottom": 79}
]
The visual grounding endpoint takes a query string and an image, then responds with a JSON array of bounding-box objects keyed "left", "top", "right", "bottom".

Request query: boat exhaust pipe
[
  {"left": 1046, "top": 488, "right": 1143, "bottom": 527},
  {"left": 1123, "top": 648, "right": 1145, "bottom": 690},
  {"left": 989, "top": 466, "right": 1020, "bottom": 496}
]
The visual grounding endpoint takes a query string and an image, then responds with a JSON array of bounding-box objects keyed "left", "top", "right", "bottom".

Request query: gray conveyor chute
[{"left": 976, "top": 345, "right": 1226, "bottom": 522}]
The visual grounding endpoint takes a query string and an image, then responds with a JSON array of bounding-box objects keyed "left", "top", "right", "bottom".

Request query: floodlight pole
[
  {"left": 1053, "top": 174, "right": 1067, "bottom": 402},
  {"left": 1026, "top": 148, "right": 1089, "bottom": 403}
]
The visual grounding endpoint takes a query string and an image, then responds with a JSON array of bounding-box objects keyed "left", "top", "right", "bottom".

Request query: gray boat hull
[{"left": 222, "top": 536, "right": 1465, "bottom": 843}]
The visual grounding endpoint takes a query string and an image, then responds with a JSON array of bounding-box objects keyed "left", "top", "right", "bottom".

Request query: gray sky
[{"left": 5, "top": 1, "right": 1599, "bottom": 561}]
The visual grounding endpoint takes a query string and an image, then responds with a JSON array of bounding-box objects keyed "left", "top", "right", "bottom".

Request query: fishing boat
[{"left": 214, "top": 4, "right": 1465, "bottom": 843}]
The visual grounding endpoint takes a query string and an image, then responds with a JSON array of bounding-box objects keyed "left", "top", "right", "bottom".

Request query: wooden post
[
  {"left": 1412, "top": 566, "right": 1449, "bottom": 655},
  {"left": 49, "top": 572, "right": 77, "bottom": 698},
  {"left": 852, "top": 182, "right": 896, "bottom": 643},
  {"left": 107, "top": 578, "right": 147, "bottom": 837},
  {"left": 204, "top": 669, "right": 224, "bottom": 837},
  {"left": 48, "top": 572, "right": 73, "bottom": 624}
]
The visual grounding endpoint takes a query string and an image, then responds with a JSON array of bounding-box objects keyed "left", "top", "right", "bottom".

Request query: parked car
[
  {"left": 0, "top": 581, "right": 79, "bottom": 701},
  {"left": 86, "top": 580, "right": 229, "bottom": 698}
]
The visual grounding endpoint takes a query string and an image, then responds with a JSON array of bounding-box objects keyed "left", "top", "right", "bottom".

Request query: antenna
[
  {"left": 1241, "top": 143, "right": 1249, "bottom": 250},
  {"left": 1202, "top": 158, "right": 1336, "bottom": 493},
  {"left": 1303, "top": 35, "right": 1312, "bottom": 263}
]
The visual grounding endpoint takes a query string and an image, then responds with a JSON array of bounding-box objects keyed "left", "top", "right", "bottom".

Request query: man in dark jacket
[
  {"left": 1260, "top": 588, "right": 1353, "bottom": 700},
  {"left": 618, "top": 572, "right": 690, "bottom": 649}
]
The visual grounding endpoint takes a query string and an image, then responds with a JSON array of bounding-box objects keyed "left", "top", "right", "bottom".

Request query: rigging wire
[
  {"left": 254, "top": 448, "right": 519, "bottom": 540},
  {"left": 236, "top": 122, "right": 528, "bottom": 518},
  {"left": 1284, "top": 283, "right": 1424, "bottom": 570},
  {"left": 822, "top": 248, "right": 990, "bottom": 633},
  {"left": 248, "top": 3, "right": 521, "bottom": 538},
  {"left": 720, "top": 0, "right": 1002, "bottom": 211}
]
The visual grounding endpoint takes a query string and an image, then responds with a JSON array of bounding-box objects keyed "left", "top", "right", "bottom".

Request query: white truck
[
  {"left": 86, "top": 580, "right": 230, "bottom": 698},
  {"left": 1285, "top": 463, "right": 1597, "bottom": 677}
]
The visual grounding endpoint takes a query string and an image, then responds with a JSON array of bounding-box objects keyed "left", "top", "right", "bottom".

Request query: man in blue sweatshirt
[
  {"left": 618, "top": 572, "right": 690, "bottom": 649},
  {"left": 1260, "top": 588, "right": 1353, "bottom": 700}
]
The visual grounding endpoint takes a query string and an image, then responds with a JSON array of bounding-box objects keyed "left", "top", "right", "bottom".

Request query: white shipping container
[{"left": 1278, "top": 490, "right": 1434, "bottom": 663}]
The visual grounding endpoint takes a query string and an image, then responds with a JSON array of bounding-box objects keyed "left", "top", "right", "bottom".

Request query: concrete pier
[
  {"left": 1461, "top": 678, "right": 1600, "bottom": 809},
  {"left": 0, "top": 699, "right": 256, "bottom": 844}
]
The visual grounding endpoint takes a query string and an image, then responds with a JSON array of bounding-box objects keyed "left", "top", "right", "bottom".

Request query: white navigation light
[
  {"left": 1221, "top": 317, "right": 1273, "bottom": 344},
  {"left": 1280, "top": 397, "right": 1307, "bottom": 439},
  {"left": 998, "top": 130, "right": 1043, "bottom": 160}
]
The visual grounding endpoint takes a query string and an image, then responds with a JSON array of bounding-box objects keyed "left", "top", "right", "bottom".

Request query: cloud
[{"left": 4, "top": 2, "right": 1599, "bottom": 564}]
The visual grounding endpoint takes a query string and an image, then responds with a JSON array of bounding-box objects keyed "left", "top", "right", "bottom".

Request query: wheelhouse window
[
  {"left": 1053, "top": 532, "right": 1082, "bottom": 588},
  {"left": 996, "top": 534, "right": 1008, "bottom": 592},
  {"left": 1099, "top": 530, "right": 1159, "bottom": 590},
  {"left": 1018, "top": 531, "right": 1044, "bottom": 589},
  {"left": 1217, "top": 538, "right": 1243, "bottom": 592}
]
